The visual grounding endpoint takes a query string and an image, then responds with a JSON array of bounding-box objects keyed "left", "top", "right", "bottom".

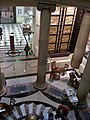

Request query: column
[
  {"left": 77, "top": 53, "right": 90, "bottom": 108},
  {"left": 34, "top": 3, "right": 56, "bottom": 90},
  {"left": 0, "top": 68, "right": 6, "bottom": 96},
  {"left": 10, "top": 33, "right": 15, "bottom": 51},
  {"left": 71, "top": 11, "right": 90, "bottom": 68}
]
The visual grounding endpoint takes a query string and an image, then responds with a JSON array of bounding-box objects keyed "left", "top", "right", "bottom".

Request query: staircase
[{"left": 3, "top": 102, "right": 56, "bottom": 120}]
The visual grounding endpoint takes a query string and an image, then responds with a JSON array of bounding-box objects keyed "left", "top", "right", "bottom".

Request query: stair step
[
  {"left": 28, "top": 103, "right": 36, "bottom": 114},
  {"left": 36, "top": 104, "right": 45, "bottom": 116},
  {"left": 43, "top": 107, "right": 53, "bottom": 115},
  {"left": 3, "top": 102, "right": 57, "bottom": 120},
  {"left": 20, "top": 104, "right": 26, "bottom": 116},
  {"left": 12, "top": 106, "right": 21, "bottom": 119}
]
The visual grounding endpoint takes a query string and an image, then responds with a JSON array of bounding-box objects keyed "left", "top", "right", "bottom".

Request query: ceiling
[{"left": 0, "top": 0, "right": 90, "bottom": 10}]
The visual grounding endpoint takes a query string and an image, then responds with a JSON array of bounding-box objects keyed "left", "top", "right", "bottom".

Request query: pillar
[
  {"left": 10, "top": 33, "right": 15, "bottom": 51},
  {"left": 34, "top": 3, "right": 56, "bottom": 90},
  {"left": 71, "top": 11, "right": 90, "bottom": 68},
  {"left": 32, "top": 7, "right": 40, "bottom": 57},
  {"left": 77, "top": 53, "right": 90, "bottom": 108},
  {"left": 0, "top": 68, "right": 6, "bottom": 96}
]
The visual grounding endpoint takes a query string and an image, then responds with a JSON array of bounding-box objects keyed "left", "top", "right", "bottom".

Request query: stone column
[
  {"left": 71, "top": 11, "right": 90, "bottom": 68},
  {"left": 77, "top": 53, "right": 90, "bottom": 108},
  {"left": 0, "top": 67, "right": 6, "bottom": 96},
  {"left": 34, "top": 3, "right": 56, "bottom": 90}
]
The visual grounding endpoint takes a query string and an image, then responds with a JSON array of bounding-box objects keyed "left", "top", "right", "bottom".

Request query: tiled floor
[{"left": 0, "top": 24, "right": 32, "bottom": 53}]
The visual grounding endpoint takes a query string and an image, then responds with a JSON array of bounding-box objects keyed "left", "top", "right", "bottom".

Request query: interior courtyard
[{"left": 0, "top": 0, "right": 90, "bottom": 120}]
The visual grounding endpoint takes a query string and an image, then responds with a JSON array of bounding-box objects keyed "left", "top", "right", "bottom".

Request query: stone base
[
  {"left": 77, "top": 101, "right": 87, "bottom": 109},
  {"left": 0, "top": 86, "right": 6, "bottom": 97},
  {"left": 75, "top": 106, "right": 90, "bottom": 120},
  {"left": 34, "top": 82, "right": 47, "bottom": 90}
]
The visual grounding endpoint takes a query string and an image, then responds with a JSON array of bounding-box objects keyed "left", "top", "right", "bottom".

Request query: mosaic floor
[{"left": 0, "top": 24, "right": 31, "bottom": 52}]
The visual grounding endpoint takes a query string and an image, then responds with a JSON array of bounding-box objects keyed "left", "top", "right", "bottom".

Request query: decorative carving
[
  {"left": 49, "top": 61, "right": 69, "bottom": 81},
  {"left": 37, "top": 3, "right": 56, "bottom": 12}
]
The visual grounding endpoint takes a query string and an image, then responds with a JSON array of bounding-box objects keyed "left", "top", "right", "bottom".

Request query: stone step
[
  {"left": 35, "top": 104, "right": 45, "bottom": 116},
  {"left": 43, "top": 107, "right": 53, "bottom": 115},
  {"left": 67, "top": 110, "right": 76, "bottom": 120},
  {"left": 20, "top": 104, "right": 27, "bottom": 117},
  {"left": 3, "top": 102, "right": 57, "bottom": 120},
  {"left": 28, "top": 103, "right": 36, "bottom": 114},
  {"left": 12, "top": 106, "right": 21, "bottom": 119}
]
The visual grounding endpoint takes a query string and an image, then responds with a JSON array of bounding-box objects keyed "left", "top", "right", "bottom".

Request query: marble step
[
  {"left": 43, "top": 107, "right": 53, "bottom": 115},
  {"left": 67, "top": 110, "right": 76, "bottom": 120},
  {"left": 28, "top": 103, "right": 37, "bottom": 114},
  {"left": 36, "top": 104, "right": 45, "bottom": 116},
  {"left": 4, "top": 102, "right": 57, "bottom": 120},
  {"left": 20, "top": 104, "right": 27, "bottom": 117},
  {"left": 12, "top": 106, "right": 21, "bottom": 119}
]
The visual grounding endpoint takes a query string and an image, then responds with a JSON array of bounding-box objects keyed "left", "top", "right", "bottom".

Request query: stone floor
[{"left": 1, "top": 75, "right": 77, "bottom": 120}]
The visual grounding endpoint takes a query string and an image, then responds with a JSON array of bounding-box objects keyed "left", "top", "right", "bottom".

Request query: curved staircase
[{"left": 2, "top": 102, "right": 56, "bottom": 120}]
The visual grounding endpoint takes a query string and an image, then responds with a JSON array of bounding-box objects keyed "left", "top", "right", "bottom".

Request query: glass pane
[
  {"left": 50, "top": 26, "right": 57, "bottom": 34},
  {"left": 51, "top": 7, "right": 60, "bottom": 15},
  {"left": 16, "top": 6, "right": 33, "bottom": 23},
  {"left": 61, "top": 43, "right": 68, "bottom": 50},
  {"left": 50, "top": 16, "right": 59, "bottom": 25},
  {"left": 49, "top": 36, "right": 56, "bottom": 43},
  {"left": 48, "top": 44, "right": 55, "bottom": 50},
  {"left": 62, "top": 35, "right": 70, "bottom": 42},
  {"left": 63, "top": 26, "right": 71, "bottom": 34},
  {"left": 66, "top": 7, "right": 75, "bottom": 15},
  {"left": 65, "top": 16, "right": 73, "bottom": 25}
]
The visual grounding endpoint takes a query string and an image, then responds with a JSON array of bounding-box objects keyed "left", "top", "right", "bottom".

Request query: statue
[
  {"left": 49, "top": 61, "right": 69, "bottom": 81},
  {"left": 0, "top": 102, "right": 14, "bottom": 119},
  {"left": 68, "top": 72, "right": 80, "bottom": 89},
  {"left": 55, "top": 104, "right": 69, "bottom": 120}
]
